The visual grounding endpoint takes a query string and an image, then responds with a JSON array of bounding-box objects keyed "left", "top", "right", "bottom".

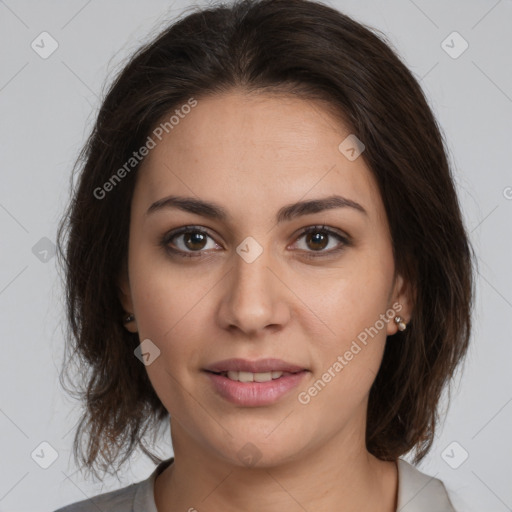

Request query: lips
[{"left": 203, "top": 358, "right": 308, "bottom": 406}]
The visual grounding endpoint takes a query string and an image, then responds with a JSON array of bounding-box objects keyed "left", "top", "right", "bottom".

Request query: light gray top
[{"left": 54, "top": 457, "right": 457, "bottom": 511}]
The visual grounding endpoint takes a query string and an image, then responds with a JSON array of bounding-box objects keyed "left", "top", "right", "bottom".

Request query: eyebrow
[{"left": 146, "top": 194, "right": 367, "bottom": 223}]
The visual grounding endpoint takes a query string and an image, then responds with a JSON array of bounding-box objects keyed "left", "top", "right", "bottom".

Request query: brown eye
[
  {"left": 293, "top": 225, "right": 351, "bottom": 257},
  {"left": 304, "top": 231, "right": 329, "bottom": 251},
  {"left": 162, "top": 227, "right": 220, "bottom": 258},
  {"left": 182, "top": 231, "right": 208, "bottom": 251}
]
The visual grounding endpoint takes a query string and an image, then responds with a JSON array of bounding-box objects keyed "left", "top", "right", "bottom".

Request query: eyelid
[{"left": 292, "top": 224, "right": 350, "bottom": 242}]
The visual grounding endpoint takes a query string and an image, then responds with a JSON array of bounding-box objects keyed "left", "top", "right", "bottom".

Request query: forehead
[{"left": 134, "top": 91, "right": 383, "bottom": 222}]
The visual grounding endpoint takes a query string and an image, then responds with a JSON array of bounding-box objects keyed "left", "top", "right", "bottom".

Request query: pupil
[
  {"left": 186, "top": 232, "right": 206, "bottom": 250},
  {"left": 307, "top": 232, "right": 327, "bottom": 251}
]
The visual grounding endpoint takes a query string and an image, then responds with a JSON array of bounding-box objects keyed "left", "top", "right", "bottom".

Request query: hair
[{"left": 57, "top": 0, "right": 474, "bottom": 480}]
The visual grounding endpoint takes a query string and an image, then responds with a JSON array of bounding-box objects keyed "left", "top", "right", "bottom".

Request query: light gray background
[{"left": 1, "top": 1, "right": 511, "bottom": 511}]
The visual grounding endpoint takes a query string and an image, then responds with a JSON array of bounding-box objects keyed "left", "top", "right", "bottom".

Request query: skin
[{"left": 119, "top": 90, "right": 412, "bottom": 512}]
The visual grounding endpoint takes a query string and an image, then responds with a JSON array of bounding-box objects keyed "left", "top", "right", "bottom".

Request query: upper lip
[{"left": 204, "top": 358, "right": 307, "bottom": 374}]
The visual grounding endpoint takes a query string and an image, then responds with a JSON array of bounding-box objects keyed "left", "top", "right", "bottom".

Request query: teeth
[
  {"left": 254, "top": 372, "right": 272, "bottom": 382},
  {"left": 224, "top": 370, "right": 285, "bottom": 382},
  {"left": 238, "top": 371, "right": 253, "bottom": 383}
]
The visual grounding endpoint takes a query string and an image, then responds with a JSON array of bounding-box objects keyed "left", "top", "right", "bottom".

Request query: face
[{"left": 119, "top": 90, "right": 411, "bottom": 467}]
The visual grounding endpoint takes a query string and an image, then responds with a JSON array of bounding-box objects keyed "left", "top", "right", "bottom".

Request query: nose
[{"left": 216, "top": 246, "right": 291, "bottom": 337}]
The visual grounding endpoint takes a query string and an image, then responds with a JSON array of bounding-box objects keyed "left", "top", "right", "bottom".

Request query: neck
[{"left": 154, "top": 423, "right": 398, "bottom": 512}]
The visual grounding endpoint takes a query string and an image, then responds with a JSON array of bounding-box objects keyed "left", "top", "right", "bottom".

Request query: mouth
[
  {"left": 203, "top": 358, "right": 309, "bottom": 407},
  {"left": 206, "top": 369, "right": 298, "bottom": 382}
]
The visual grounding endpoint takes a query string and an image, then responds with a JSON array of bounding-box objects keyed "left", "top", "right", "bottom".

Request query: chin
[{"left": 203, "top": 427, "right": 313, "bottom": 470}]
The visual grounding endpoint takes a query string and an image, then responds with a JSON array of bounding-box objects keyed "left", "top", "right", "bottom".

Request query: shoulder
[
  {"left": 396, "top": 458, "right": 458, "bottom": 512},
  {"left": 53, "top": 482, "right": 139, "bottom": 512},
  {"left": 53, "top": 459, "right": 170, "bottom": 512}
]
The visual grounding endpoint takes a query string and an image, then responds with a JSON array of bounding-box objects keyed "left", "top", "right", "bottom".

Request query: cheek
[
  {"left": 128, "top": 239, "right": 200, "bottom": 339},
  {"left": 297, "top": 290, "right": 390, "bottom": 419},
  {"left": 309, "top": 255, "right": 393, "bottom": 342},
  {"left": 128, "top": 248, "right": 213, "bottom": 375},
  {"left": 302, "top": 253, "right": 394, "bottom": 396},
  {"left": 129, "top": 262, "right": 206, "bottom": 412}
]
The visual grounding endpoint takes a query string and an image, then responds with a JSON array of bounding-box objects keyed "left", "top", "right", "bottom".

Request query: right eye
[{"left": 160, "top": 226, "right": 222, "bottom": 258}]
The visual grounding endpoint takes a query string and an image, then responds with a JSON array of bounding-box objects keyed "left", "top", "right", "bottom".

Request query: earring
[
  {"left": 394, "top": 316, "right": 407, "bottom": 331},
  {"left": 124, "top": 313, "right": 135, "bottom": 324}
]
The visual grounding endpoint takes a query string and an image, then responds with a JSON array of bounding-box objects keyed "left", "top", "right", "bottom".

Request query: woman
[{"left": 54, "top": 0, "right": 474, "bottom": 510}]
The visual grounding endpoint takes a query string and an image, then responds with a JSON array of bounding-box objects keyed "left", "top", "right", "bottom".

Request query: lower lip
[{"left": 205, "top": 371, "right": 308, "bottom": 407}]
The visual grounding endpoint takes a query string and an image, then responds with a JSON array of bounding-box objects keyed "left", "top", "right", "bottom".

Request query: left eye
[{"left": 292, "top": 226, "right": 349, "bottom": 255}]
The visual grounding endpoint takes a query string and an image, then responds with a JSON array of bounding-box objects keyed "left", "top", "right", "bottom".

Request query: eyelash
[{"left": 160, "top": 225, "right": 351, "bottom": 260}]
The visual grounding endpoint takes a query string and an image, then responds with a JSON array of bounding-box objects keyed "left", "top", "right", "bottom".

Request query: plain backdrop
[{"left": 1, "top": 1, "right": 511, "bottom": 511}]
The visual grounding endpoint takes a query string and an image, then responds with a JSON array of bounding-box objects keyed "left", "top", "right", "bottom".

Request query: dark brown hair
[{"left": 57, "top": 0, "right": 474, "bottom": 479}]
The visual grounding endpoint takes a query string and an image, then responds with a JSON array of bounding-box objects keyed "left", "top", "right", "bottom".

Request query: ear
[
  {"left": 118, "top": 261, "right": 138, "bottom": 333},
  {"left": 386, "top": 272, "right": 414, "bottom": 336}
]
